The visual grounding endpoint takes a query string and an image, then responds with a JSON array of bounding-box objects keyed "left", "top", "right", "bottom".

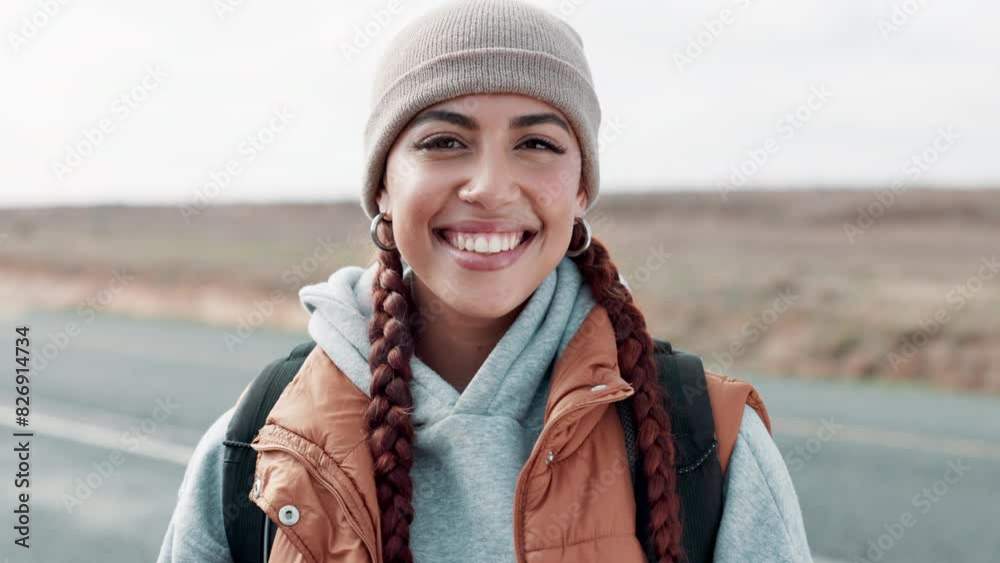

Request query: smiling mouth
[{"left": 433, "top": 229, "right": 538, "bottom": 254}]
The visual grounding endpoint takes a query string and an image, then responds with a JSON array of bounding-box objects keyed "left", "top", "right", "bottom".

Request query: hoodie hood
[{"left": 298, "top": 255, "right": 597, "bottom": 429}]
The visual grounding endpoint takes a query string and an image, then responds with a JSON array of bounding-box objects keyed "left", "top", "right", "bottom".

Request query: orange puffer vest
[{"left": 247, "top": 305, "right": 770, "bottom": 563}]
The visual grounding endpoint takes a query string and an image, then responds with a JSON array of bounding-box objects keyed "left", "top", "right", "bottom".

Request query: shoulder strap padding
[
  {"left": 704, "top": 371, "right": 771, "bottom": 475},
  {"left": 656, "top": 346, "right": 718, "bottom": 471},
  {"left": 222, "top": 340, "right": 316, "bottom": 563},
  {"left": 633, "top": 339, "right": 724, "bottom": 563}
]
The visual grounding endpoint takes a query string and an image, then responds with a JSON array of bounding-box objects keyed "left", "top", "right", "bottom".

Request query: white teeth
[{"left": 444, "top": 231, "right": 527, "bottom": 254}]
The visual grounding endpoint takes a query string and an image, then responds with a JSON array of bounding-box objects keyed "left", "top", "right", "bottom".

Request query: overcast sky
[{"left": 1, "top": 0, "right": 996, "bottom": 207}]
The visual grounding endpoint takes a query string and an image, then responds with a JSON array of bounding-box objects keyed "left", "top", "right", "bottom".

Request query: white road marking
[
  {"left": 0, "top": 407, "right": 194, "bottom": 466},
  {"left": 773, "top": 415, "right": 1000, "bottom": 460},
  {"left": 0, "top": 406, "right": 990, "bottom": 563},
  {"left": 3, "top": 410, "right": 999, "bottom": 468}
]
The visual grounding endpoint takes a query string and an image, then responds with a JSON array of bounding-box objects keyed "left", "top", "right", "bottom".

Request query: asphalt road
[{"left": 1, "top": 310, "right": 998, "bottom": 562}]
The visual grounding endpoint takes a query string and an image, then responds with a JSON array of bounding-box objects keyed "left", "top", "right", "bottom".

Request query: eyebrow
[{"left": 409, "top": 110, "right": 570, "bottom": 134}]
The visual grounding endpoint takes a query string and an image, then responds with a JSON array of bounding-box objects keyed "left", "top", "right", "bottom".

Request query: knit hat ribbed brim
[{"left": 360, "top": 0, "right": 602, "bottom": 220}]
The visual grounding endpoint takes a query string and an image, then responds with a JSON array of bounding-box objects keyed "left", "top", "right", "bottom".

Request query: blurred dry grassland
[{"left": 1, "top": 189, "right": 997, "bottom": 392}]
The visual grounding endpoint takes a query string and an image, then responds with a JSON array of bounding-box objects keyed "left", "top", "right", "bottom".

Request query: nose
[{"left": 458, "top": 144, "right": 521, "bottom": 210}]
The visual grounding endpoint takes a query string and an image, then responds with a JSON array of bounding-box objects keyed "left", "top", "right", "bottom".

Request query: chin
[{"left": 443, "top": 286, "right": 528, "bottom": 321}]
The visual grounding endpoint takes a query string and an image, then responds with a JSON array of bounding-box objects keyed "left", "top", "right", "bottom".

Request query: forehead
[{"left": 419, "top": 93, "right": 567, "bottom": 122}]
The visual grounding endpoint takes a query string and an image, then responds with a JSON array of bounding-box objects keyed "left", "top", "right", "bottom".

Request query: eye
[
  {"left": 519, "top": 137, "right": 567, "bottom": 154},
  {"left": 413, "top": 135, "right": 465, "bottom": 151}
]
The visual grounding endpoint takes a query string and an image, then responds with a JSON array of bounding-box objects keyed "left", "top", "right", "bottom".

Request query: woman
[{"left": 157, "top": 1, "right": 812, "bottom": 561}]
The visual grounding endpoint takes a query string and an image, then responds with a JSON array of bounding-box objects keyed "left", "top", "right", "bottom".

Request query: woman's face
[{"left": 378, "top": 93, "right": 587, "bottom": 320}]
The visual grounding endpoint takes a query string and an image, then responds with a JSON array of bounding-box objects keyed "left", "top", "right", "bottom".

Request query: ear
[
  {"left": 377, "top": 188, "right": 391, "bottom": 217},
  {"left": 575, "top": 186, "right": 588, "bottom": 216}
]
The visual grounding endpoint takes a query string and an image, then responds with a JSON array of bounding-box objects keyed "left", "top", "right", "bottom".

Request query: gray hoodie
[{"left": 157, "top": 257, "right": 813, "bottom": 562}]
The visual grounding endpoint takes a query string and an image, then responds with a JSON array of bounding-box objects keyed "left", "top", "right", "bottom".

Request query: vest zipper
[
  {"left": 511, "top": 382, "right": 635, "bottom": 563},
  {"left": 254, "top": 442, "right": 379, "bottom": 563}
]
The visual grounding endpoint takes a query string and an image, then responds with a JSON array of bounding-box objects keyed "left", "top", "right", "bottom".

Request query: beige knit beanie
[{"left": 360, "top": 0, "right": 602, "bottom": 220}]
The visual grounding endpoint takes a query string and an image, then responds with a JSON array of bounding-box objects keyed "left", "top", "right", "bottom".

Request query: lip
[
  {"left": 433, "top": 229, "right": 538, "bottom": 272},
  {"left": 434, "top": 220, "right": 538, "bottom": 233}
]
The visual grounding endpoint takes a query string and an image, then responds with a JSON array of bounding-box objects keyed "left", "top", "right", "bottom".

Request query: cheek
[
  {"left": 385, "top": 162, "right": 449, "bottom": 227},
  {"left": 386, "top": 152, "right": 429, "bottom": 193},
  {"left": 393, "top": 195, "right": 436, "bottom": 247},
  {"left": 524, "top": 164, "right": 580, "bottom": 216}
]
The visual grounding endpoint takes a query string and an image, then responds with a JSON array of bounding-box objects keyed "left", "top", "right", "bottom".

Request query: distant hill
[{"left": 2, "top": 188, "right": 997, "bottom": 393}]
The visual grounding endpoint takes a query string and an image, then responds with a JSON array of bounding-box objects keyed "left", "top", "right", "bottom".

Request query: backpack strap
[
  {"left": 222, "top": 340, "right": 316, "bottom": 563},
  {"left": 628, "top": 338, "right": 724, "bottom": 563},
  {"left": 625, "top": 339, "right": 773, "bottom": 563},
  {"left": 224, "top": 339, "right": 770, "bottom": 563}
]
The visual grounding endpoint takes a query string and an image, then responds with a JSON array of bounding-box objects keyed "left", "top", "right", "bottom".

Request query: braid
[
  {"left": 362, "top": 217, "right": 682, "bottom": 562},
  {"left": 366, "top": 218, "right": 417, "bottom": 563},
  {"left": 569, "top": 225, "right": 685, "bottom": 563}
]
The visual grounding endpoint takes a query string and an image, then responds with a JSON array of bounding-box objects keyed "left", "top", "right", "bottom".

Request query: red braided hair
[
  {"left": 567, "top": 222, "right": 684, "bottom": 563},
  {"left": 365, "top": 218, "right": 684, "bottom": 563}
]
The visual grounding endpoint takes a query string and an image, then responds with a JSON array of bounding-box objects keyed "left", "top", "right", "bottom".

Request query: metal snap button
[
  {"left": 252, "top": 479, "right": 262, "bottom": 498},
  {"left": 278, "top": 505, "right": 300, "bottom": 526},
  {"left": 545, "top": 450, "right": 555, "bottom": 465},
  {"left": 590, "top": 384, "right": 608, "bottom": 392}
]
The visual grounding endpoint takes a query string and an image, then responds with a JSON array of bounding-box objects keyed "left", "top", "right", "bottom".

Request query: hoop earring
[
  {"left": 565, "top": 216, "right": 592, "bottom": 257},
  {"left": 370, "top": 211, "right": 397, "bottom": 251}
]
